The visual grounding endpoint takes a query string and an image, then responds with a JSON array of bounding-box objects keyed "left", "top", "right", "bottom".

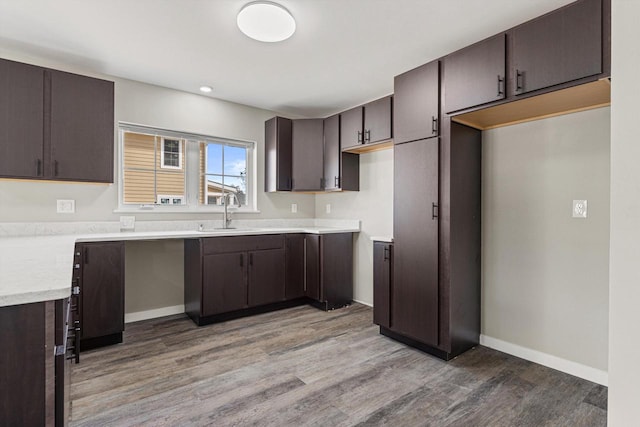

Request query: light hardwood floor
[{"left": 70, "top": 303, "right": 607, "bottom": 426}]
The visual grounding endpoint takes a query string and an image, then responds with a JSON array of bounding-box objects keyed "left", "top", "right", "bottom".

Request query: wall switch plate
[
  {"left": 573, "top": 200, "right": 588, "bottom": 218},
  {"left": 291, "top": 203, "right": 297, "bottom": 213},
  {"left": 120, "top": 215, "right": 136, "bottom": 230},
  {"left": 56, "top": 199, "right": 75, "bottom": 214},
  {"left": 326, "top": 204, "right": 331, "bottom": 214}
]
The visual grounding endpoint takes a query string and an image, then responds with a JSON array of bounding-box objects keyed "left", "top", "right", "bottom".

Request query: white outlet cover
[
  {"left": 291, "top": 203, "right": 297, "bottom": 213},
  {"left": 56, "top": 199, "right": 75, "bottom": 214},
  {"left": 120, "top": 215, "right": 136, "bottom": 230},
  {"left": 326, "top": 204, "right": 331, "bottom": 214},
  {"left": 573, "top": 200, "right": 588, "bottom": 218}
]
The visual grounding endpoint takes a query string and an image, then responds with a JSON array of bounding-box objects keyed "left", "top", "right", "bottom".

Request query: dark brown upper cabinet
[
  {"left": 444, "top": 34, "right": 506, "bottom": 113},
  {"left": 340, "top": 106, "right": 364, "bottom": 150},
  {"left": 394, "top": 60, "right": 440, "bottom": 144},
  {"left": 510, "top": 0, "right": 602, "bottom": 96},
  {"left": 292, "top": 118, "right": 324, "bottom": 191},
  {"left": 0, "top": 58, "right": 114, "bottom": 183},
  {"left": 264, "top": 116, "right": 292, "bottom": 192},
  {"left": 0, "top": 59, "right": 45, "bottom": 179},
  {"left": 49, "top": 70, "right": 115, "bottom": 182},
  {"left": 363, "top": 95, "right": 393, "bottom": 144},
  {"left": 323, "top": 114, "right": 359, "bottom": 191},
  {"left": 323, "top": 114, "right": 341, "bottom": 191}
]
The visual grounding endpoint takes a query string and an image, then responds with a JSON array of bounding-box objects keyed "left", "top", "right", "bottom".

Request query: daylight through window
[{"left": 119, "top": 124, "right": 254, "bottom": 210}]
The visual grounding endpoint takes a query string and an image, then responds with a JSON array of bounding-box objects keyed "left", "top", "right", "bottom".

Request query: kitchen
[{"left": 0, "top": 0, "right": 638, "bottom": 425}]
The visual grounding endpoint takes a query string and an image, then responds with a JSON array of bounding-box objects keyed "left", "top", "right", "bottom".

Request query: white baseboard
[
  {"left": 352, "top": 299, "right": 373, "bottom": 307},
  {"left": 125, "top": 305, "right": 185, "bottom": 324},
  {"left": 480, "top": 334, "right": 608, "bottom": 386}
]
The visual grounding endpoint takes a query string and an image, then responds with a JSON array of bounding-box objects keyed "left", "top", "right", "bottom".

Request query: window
[
  {"left": 161, "top": 138, "right": 182, "bottom": 169},
  {"left": 118, "top": 123, "right": 256, "bottom": 211}
]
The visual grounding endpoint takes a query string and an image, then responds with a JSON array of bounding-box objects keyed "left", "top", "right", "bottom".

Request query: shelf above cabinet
[
  {"left": 452, "top": 79, "right": 610, "bottom": 131},
  {"left": 342, "top": 139, "right": 393, "bottom": 154}
]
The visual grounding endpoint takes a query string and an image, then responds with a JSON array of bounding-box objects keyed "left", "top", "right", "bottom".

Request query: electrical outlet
[
  {"left": 573, "top": 200, "right": 587, "bottom": 218},
  {"left": 291, "top": 203, "right": 298, "bottom": 213},
  {"left": 326, "top": 204, "right": 331, "bottom": 214},
  {"left": 56, "top": 199, "right": 75, "bottom": 214},
  {"left": 120, "top": 215, "right": 136, "bottom": 230}
]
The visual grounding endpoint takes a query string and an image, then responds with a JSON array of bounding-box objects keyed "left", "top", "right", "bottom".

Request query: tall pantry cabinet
[{"left": 382, "top": 60, "right": 481, "bottom": 360}]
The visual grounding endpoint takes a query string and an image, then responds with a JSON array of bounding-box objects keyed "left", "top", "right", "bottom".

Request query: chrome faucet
[{"left": 222, "top": 191, "right": 234, "bottom": 229}]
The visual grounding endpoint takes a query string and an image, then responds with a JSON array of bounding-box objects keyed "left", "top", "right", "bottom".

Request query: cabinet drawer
[{"left": 202, "top": 234, "right": 284, "bottom": 255}]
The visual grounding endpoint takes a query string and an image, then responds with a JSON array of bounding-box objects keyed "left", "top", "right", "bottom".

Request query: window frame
[{"left": 116, "top": 122, "right": 258, "bottom": 214}]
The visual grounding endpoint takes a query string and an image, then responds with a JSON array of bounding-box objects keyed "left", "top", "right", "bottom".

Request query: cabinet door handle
[
  {"left": 383, "top": 246, "right": 390, "bottom": 261},
  {"left": 365, "top": 129, "right": 371, "bottom": 143},
  {"left": 240, "top": 253, "right": 244, "bottom": 267},
  {"left": 497, "top": 75, "right": 504, "bottom": 97},
  {"left": 432, "top": 202, "right": 439, "bottom": 220},
  {"left": 357, "top": 130, "right": 363, "bottom": 143},
  {"left": 334, "top": 176, "right": 339, "bottom": 187},
  {"left": 431, "top": 116, "right": 438, "bottom": 135},
  {"left": 36, "top": 159, "right": 42, "bottom": 176},
  {"left": 54, "top": 160, "right": 59, "bottom": 176},
  {"left": 516, "top": 69, "right": 524, "bottom": 92},
  {"left": 249, "top": 253, "right": 253, "bottom": 266}
]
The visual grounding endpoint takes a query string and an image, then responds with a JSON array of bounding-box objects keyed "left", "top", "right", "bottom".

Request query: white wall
[
  {"left": 315, "top": 150, "right": 393, "bottom": 305},
  {"left": 482, "top": 108, "right": 610, "bottom": 374},
  {"left": 608, "top": 0, "right": 640, "bottom": 424}
]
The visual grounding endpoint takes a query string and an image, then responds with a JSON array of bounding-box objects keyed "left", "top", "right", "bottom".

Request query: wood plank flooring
[{"left": 70, "top": 303, "right": 607, "bottom": 426}]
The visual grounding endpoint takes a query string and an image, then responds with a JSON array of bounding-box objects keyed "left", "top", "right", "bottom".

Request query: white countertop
[{"left": 0, "top": 224, "right": 359, "bottom": 308}]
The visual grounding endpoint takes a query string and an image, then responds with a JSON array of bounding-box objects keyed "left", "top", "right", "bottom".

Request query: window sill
[{"left": 113, "top": 206, "right": 261, "bottom": 214}]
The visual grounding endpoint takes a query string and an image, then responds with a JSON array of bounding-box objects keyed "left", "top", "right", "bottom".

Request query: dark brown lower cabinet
[
  {"left": 185, "top": 235, "right": 287, "bottom": 325},
  {"left": 0, "top": 299, "right": 72, "bottom": 426},
  {"left": 185, "top": 233, "right": 353, "bottom": 326},
  {"left": 373, "top": 241, "right": 392, "bottom": 328},
  {"left": 248, "top": 248, "right": 286, "bottom": 307},
  {"left": 382, "top": 121, "right": 481, "bottom": 361},
  {"left": 76, "top": 241, "right": 125, "bottom": 351}
]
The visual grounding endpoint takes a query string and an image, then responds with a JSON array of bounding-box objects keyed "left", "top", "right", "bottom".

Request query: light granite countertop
[{"left": 0, "top": 221, "right": 359, "bottom": 308}]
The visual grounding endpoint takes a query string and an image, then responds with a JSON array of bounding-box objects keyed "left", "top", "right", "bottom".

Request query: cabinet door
[
  {"left": 394, "top": 61, "right": 440, "bottom": 144},
  {"left": 80, "top": 242, "right": 124, "bottom": 340},
  {"left": 340, "top": 106, "right": 364, "bottom": 150},
  {"left": 393, "top": 138, "right": 439, "bottom": 345},
  {"left": 285, "top": 234, "right": 305, "bottom": 299},
  {"left": 364, "top": 96, "right": 392, "bottom": 144},
  {"left": 0, "top": 303, "right": 48, "bottom": 426},
  {"left": 49, "top": 70, "right": 114, "bottom": 182},
  {"left": 202, "top": 252, "right": 247, "bottom": 316},
  {"left": 248, "top": 248, "right": 286, "bottom": 306},
  {"left": 323, "top": 114, "right": 340, "bottom": 190},
  {"left": 320, "top": 233, "right": 353, "bottom": 306},
  {"left": 0, "top": 59, "right": 45, "bottom": 179},
  {"left": 511, "top": 0, "right": 602, "bottom": 95},
  {"left": 373, "top": 242, "right": 391, "bottom": 328},
  {"left": 304, "top": 234, "right": 321, "bottom": 301},
  {"left": 265, "top": 116, "right": 292, "bottom": 192},
  {"left": 444, "top": 34, "right": 506, "bottom": 113},
  {"left": 292, "top": 118, "right": 324, "bottom": 191}
]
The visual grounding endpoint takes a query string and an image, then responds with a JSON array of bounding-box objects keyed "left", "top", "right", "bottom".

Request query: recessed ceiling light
[
  {"left": 199, "top": 86, "right": 213, "bottom": 93},
  {"left": 237, "top": 1, "right": 296, "bottom": 43}
]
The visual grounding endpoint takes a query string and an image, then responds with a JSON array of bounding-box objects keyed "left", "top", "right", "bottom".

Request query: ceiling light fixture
[
  {"left": 199, "top": 86, "right": 213, "bottom": 93},
  {"left": 237, "top": 1, "right": 296, "bottom": 43}
]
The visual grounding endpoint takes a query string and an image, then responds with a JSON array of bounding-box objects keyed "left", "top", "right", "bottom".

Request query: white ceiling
[{"left": 0, "top": 0, "right": 574, "bottom": 118}]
